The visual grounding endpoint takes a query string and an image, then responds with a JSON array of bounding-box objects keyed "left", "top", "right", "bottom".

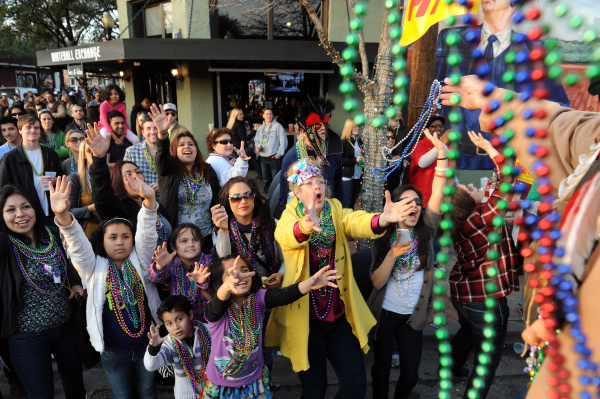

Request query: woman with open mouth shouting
[
  {"left": 266, "top": 158, "right": 411, "bottom": 399},
  {"left": 149, "top": 104, "right": 221, "bottom": 253},
  {"left": 368, "top": 128, "right": 448, "bottom": 399}
]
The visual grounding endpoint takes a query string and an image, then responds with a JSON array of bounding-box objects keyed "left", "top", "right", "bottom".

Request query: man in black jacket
[{"left": 0, "top": 114, "right": 64, "bottom": 222}]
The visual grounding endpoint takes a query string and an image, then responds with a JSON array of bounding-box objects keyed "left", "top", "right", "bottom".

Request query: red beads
[{"left": 526, "top": 8, "right": 541, "bottom": 20}]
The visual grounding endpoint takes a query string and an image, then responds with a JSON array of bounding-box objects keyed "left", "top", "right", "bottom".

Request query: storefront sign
[
  {"left": 67, "top": 64, "right": 84, "bottom": 78},
  {"left": 36, "top": 40, "right": 125, "bottom": 67},
  {"left": 52, "top": 46, "right": 101, "bottom": 63}
]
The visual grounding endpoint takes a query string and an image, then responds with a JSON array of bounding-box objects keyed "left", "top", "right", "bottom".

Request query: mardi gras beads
[
  {"left": 106, "top": 257, "right": 146, "bottom": 338},
  {"left": 171, "top": 320, "right": 211, "bottom": 395},
  {"left": 181, "top": 173, "right": 204, "bottom": 214},
  {"left": 230, "top": 218, "right": 257, "bottom": 266}
]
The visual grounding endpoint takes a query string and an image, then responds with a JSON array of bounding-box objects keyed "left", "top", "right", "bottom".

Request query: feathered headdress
[{"left": 296, "top": 97, "right": 336, "bottom": 162}]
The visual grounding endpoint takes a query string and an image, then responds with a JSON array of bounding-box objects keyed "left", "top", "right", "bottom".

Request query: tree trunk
[{"left": 407, "top": 24, "right": 438, "bottom": 125}]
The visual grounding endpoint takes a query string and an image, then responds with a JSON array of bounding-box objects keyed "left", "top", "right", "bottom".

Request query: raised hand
[
  {"left": 440, "top": 75, "right": 488, "bottom": 110},
  {"left": 148, "top": 104, "right": 171, "bottom": 135},
  {"left": 423, "top": 127, "right": 448, "bottom": 156},
  {"left": 467, "top": 131, "right": 491, "bottom": 151},
  {"left": 299, "top": 193, "right": 322, "bottom": 233},
  {"left": 186, "top": 262, "right": 211, "bottom": 285},
  {"left": 124, "top": 173, "right": 154, "bottom": 201},
  {"left": 49, "top": 176, "right": 72, "bottom": 216},
  {"left": 233, "top": 141, "right": 251, "bottom": 161},
  {"left": 305, "top": 266, "right": 341, "bottom": 291},
  {"left": 85, "top": 122, "right": 111, "bottom": 158},
  {"left": 211, "top": 204, "right": 229, "bottom": 234},
  {"left": 226, "top": 256, "right": 255, "bottom": 295},
  {"left": 147, "top": 324, "right": 167, "bottom": 346},
  {"left": 380, "top": 191, "right": 418, "bottom": 226},
  {"left": 152, "top": 242, "right": 177, "bottom": 271}
]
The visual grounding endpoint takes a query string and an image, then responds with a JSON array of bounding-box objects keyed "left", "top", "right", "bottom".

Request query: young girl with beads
[
  {"left": 148, "top": 223, "right": 213, "bottom": 322},
  {"left": 266, "top": 159, "right": 408, "bottom": 399},
  {"left": 368, "top": 127, "right": 447, "bottom": 399},
  {"left": 195, "top": 254, "right": 340, "bottom": 399},
  {"left": 144, "top": 295, "right": 212, "bottom": 399},
  {"left": 50, "top": 175, "right": 162, "bottom": 399}
]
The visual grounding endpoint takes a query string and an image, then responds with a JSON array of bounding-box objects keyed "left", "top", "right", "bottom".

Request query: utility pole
[{"left": 407, "top": 24, "right": 438, "bottom": 125}]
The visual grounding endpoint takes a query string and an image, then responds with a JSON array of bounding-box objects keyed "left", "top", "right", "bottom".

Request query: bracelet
[
  {"left": 435, "top": 173, "right": 446, "bottom": 178},
  {"left": 298, "top": 221, "right": 312, "bottom": 236},
  {"left": 437, "top": 157, "right": 448, "bottom": 160},
  {"left": 435, "top": 167, "right": 448, "bottom": 171}
]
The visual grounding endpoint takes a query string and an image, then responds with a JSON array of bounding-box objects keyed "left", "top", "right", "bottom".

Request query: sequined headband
[{"left": 287, "top": 160, "right": 323, "bottom": 185}]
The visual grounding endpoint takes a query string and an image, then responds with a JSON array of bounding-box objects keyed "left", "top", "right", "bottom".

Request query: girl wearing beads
[
  {"left": 266, "top": 159, "right": 408, "bottom": 398},
  {"left": 145, "top": 295, "right": 212, "bottom": 399},
  {"left": 211, "top": 176, "right": 284, "bottom": 371},
  {"left": 51, "top": 174, "right": 162, "bottom": 399},
  {"left": 38, "top": 109, "right": 69, "bottom": 160},
  {"left": 148, "top": 223, "right": 213, "bottom": 322},
  {"left": 0, "top": 184, "right": 86, "bottom": 399},
  {"left": 447, "top": 132, "right": 518, "bottom": 399},
  {"left": 197, "top": 254, "right": 340, "bottom": 398},
  {"left": 149, "top": 104, "right": 220, "bottom": 252},
  {"left": 368, "top": 129, "right": 447, "bottom": 399},
  {"left": 67, "top": 139, "right": 99, "bottom": 238},
  {"left": 85, "top": 124, "right": 172, "bottom": 248},
  {"left": 62, "top": 129, "right": 85, "bottom": 175},
  {"left": 205, "top": 128, "right": 251, "bottom": 187}
]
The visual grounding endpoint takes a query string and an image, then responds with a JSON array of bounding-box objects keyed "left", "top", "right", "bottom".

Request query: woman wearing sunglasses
[
  {"left": 38, "top": 109, "right": 69, "bottom": 160},
  {"left": 66, "top": 139, "right": 99, "bottom": 238},
  {"left": 368, "top": 129, "right": 447, "bottom": 399},
  {"left": 205, "top": 127, "right": 251, "bottom": 187},
  {"left": 62, "top": 129, "right": 85, "bottom": 175},
  {"left": 211, "top": 175, "right": 284, "bottom": 371}
]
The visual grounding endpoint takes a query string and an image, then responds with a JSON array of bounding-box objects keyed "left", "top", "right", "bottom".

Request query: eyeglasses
[
  {"left": 165, "top": 112, "right": 177, "bottom": 117},
  {"left": 303, "top": 180, "right": 325, "bottom": 187},
  {"left": 69, "top": 137, "right": 85, "bottom": 143},
  {"left": 429, "top": 124, "right": 444, "bottom": 130},
  {"left": 400, "top": 197, "right": 422, "bottom": 206},
  {"left": 11, "top": 112, "right": 24, "bottom": 117},
  {"left": 229, "top": 192, "right": 255, "bottom": 202},
  {"left": 216, "top": 139, "right": 233, "bottom": 145},
  {"left": 386, "top": 135, "right": 395, "bottom": 140}
]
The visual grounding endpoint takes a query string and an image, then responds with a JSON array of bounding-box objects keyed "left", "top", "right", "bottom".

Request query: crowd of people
[{"left": 0, "top": 71, "right": 597, "bottom": 399}]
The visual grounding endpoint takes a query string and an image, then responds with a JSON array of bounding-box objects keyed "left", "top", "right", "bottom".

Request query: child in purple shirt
[{"left": 194, "top": 255, "right": 339, "bottom": 398}]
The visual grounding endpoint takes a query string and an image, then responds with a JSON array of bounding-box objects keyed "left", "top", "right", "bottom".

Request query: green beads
[{"left": 353, "top": 114, "right": 366, "bottom": 126}]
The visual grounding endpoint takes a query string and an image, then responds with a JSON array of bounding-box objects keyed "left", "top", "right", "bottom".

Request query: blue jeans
[
  {"left": 8, "top": 319, "right": 86, "bottom": 399},
  {"left": 371, "top": 309, "right": 423, "bottom": 399},
  {"left": 260, "top": 156, "right": 282, "bottom": 193},
  {"left": 297, "top": 315, "right": 367, "bottom": 399},
  {"left": 100, "top": 344, "right": 157, "bottom": 399},
  {"left": 342, "top": 179, "right": 362, "bottom": 209},
  {"left": 451, "top": 297, "right": 509, "bottom": 399}
]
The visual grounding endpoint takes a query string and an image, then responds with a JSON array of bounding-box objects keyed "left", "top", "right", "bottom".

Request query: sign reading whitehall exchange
[{"left": 51, "top": 46, "right": 101, "bottom": 63}]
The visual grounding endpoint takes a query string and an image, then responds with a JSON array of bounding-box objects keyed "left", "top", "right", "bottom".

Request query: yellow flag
[{"left": 400, "top": 0, "right": 481, "bottom": 46}]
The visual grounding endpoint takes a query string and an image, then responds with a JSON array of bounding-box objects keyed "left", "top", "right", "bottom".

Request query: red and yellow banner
[{"left": 400, "top": 0, "right": 481, "bottom": 46}]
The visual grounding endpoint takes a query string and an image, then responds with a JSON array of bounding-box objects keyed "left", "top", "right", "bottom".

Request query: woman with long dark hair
[
  {"left": 0, "top": 184, "right": 86, "bottom": 398},
  {"left": 38, "top": 109, "right": 68, "bottom": 160},
  {"left": 149, "top": 104, "right": 220, "bottom": 252},
  {"left": 368, "top": 129, "right": 447, "bottom": 399}
]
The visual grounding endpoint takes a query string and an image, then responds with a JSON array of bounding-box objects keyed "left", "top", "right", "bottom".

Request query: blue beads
[
  {"left": 515, "top": 51, "right": 529, "bottom": 64},
  {"left": 515, "top": 70, "right": 530, "bottom": 84},
  {"left": 525, "top": 127, "right": 536, "bottom": 137},
  {"left": 523, "top": 109, "right": 534, "bottom": 119},
  {"left": 494, "top": 116, "right": 505, "bottom": 127},
  {"left": 476, "top": 64, "right": 491, "bottom": 77},
  {"left": 520, "top": 199, "right": 532, "bottom": 209},
  {"left": 513, "top": 32, "right": 527, "bottom": 44},
  {"left": 554, "top": 247, "right": 565, "bottom": 257},
  {"left": 462, "top": 14, "right": 473, "bottom": 24},
  {"left": 472, "top": 48, "right": 484, "bottom": 59},
  {"left": 519, "top": 89, "right": 532, "bottom": 102},
  {"left": 512, "top": 11, "right": 525, "bottom": 24},
  {"left": 525, "top": 214, "right": 538, "bottom": 225},
  {"left": 560, "top": 280, "right": 574, "bottom": 291},
  {"left": 531, "top": 230, "right": 543, "bottom": 240},
  {"left": 550, "top": 230, "right": 561, "bottom": 240},
  {"left": 483, "top": 83, "right": 495, "bottom": 96},
  {"left": 465, "top": 29, "right": 479, "bottom": 43}
]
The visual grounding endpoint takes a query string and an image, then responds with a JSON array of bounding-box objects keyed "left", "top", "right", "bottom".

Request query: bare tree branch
[{"left": 346, "top": 0, "right": 369, "bottom": 80}]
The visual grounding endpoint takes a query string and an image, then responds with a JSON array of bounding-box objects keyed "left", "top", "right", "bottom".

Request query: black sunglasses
[
  {"left": 166, "top": 112, "right": 177, "bottom": 116},
  {"left": 69, "top": 137, "right": 85, "bottom": 143},
  {"left": 386, "top": 135, "right": 395, "bottom": 140},
  {"left": 11, "top": 112, "right": 24, "bottom": 117},
  {"left": 217, "top": 139, "right": 233, "bottom": 145},
  {"left": 400, "top": 197, "right": 422, "bottom": 206},
  {"left": 229, "top": 192, "right": 255, "bottom": 203}
]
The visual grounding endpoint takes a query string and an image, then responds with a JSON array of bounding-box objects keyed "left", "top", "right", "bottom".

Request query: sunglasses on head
[
  {"left": 69, "top": 137, "right": 85, "bottom": 143},
  {"left": 400, "top": 197, "right": 422, "bottom": 206},
  {"left": 217, "top": 139, "right": 233, "bottom": 145},
  {"left": 229, "top": 192, "right": 255, "bottom": 203}
]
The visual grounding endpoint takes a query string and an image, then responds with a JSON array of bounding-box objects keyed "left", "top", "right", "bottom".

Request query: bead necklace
[
  {"left": 372, "top": 80, "right": 441, "bottom": 182},
  {"left": 70, "top": 156, "right": 76, "bottom": 175},
  {"left": 221, "top": 293, "right": 262, "bottom": 378},
  {"left": 209, "top": 152, "right": 231, "bottom": 164},
  {"left": 46, "top": 132, "right": 58, "bottom": 150},
  {"left": 181, "top": 173, "right": 204, "bottom": 214},
  {"left": 170, "top": 320, "right": 211, "bottom": 395},
  {"left": 22, "top": 144, "right": 45, "bottom": 176},
  {"left": 296, "top": 138, "right": 327, "bottom": 162},
  {"left": 106, "top": 257, "right": 146, "bottom": 338},
  {"left": 10, "top": 229, "right": 67, "bottom": 295},
  {"left": 156, "top": 214, "right": 167, "bottom": 243},
  {"left": 298, "top": 200, "right": 337, "bottom": 318},
  {"left": 143, "top": 145, "right": 156, "bottom": 173},
  {"left": 173, "top": 256, "right": 202, "bottom": 303},
  {"left": 259, "top": 124, "right": 273, "bottom": 146},
  {"left": 390, "top": 229, "right": 418, "bottom": 273},
  {"left": 230, "top": 218, "right": 257, "bottom": 266}
]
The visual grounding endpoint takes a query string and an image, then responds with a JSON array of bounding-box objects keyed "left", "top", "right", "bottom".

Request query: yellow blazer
[{"left": 265, "top": 197, "right": 383, "bottom": 372}]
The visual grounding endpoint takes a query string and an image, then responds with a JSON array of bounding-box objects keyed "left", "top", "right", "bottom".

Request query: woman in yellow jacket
[{"left": 266, "top": 159, "right": 414, "bottom": 399}]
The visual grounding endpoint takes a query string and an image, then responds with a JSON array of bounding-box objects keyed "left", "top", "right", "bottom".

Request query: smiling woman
[{"left": 206, "top": 127, "right": 249, "bottom": 187}]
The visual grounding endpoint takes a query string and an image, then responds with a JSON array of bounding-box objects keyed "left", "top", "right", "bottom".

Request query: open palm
[{"left": 86, "top": 122, "right": 110, "bottom": 157}]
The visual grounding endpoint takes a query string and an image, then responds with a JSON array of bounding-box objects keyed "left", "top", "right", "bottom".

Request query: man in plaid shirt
[
  {"left": 447, "top": 132, "right": 519, "bottom": 399},
  {"left": 124, "top": 116, "right": 160, "bottom": 201}
]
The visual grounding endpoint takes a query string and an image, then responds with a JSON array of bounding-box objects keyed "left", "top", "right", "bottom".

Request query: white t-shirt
[
  {"left": 26, "top": 148, "right": 48, "bottom": 216},
  {"left": 382, "top": 258, "right": 424, "bottom": 315}
]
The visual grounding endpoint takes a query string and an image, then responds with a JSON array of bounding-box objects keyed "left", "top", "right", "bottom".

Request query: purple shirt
[{"left": 206, "top": 289, "right": 267, "bottom": 387}]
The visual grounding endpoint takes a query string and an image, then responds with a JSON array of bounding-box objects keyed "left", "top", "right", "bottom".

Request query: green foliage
[{"left": 0, "top": 0, "right": 117, "bottom": 52}]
